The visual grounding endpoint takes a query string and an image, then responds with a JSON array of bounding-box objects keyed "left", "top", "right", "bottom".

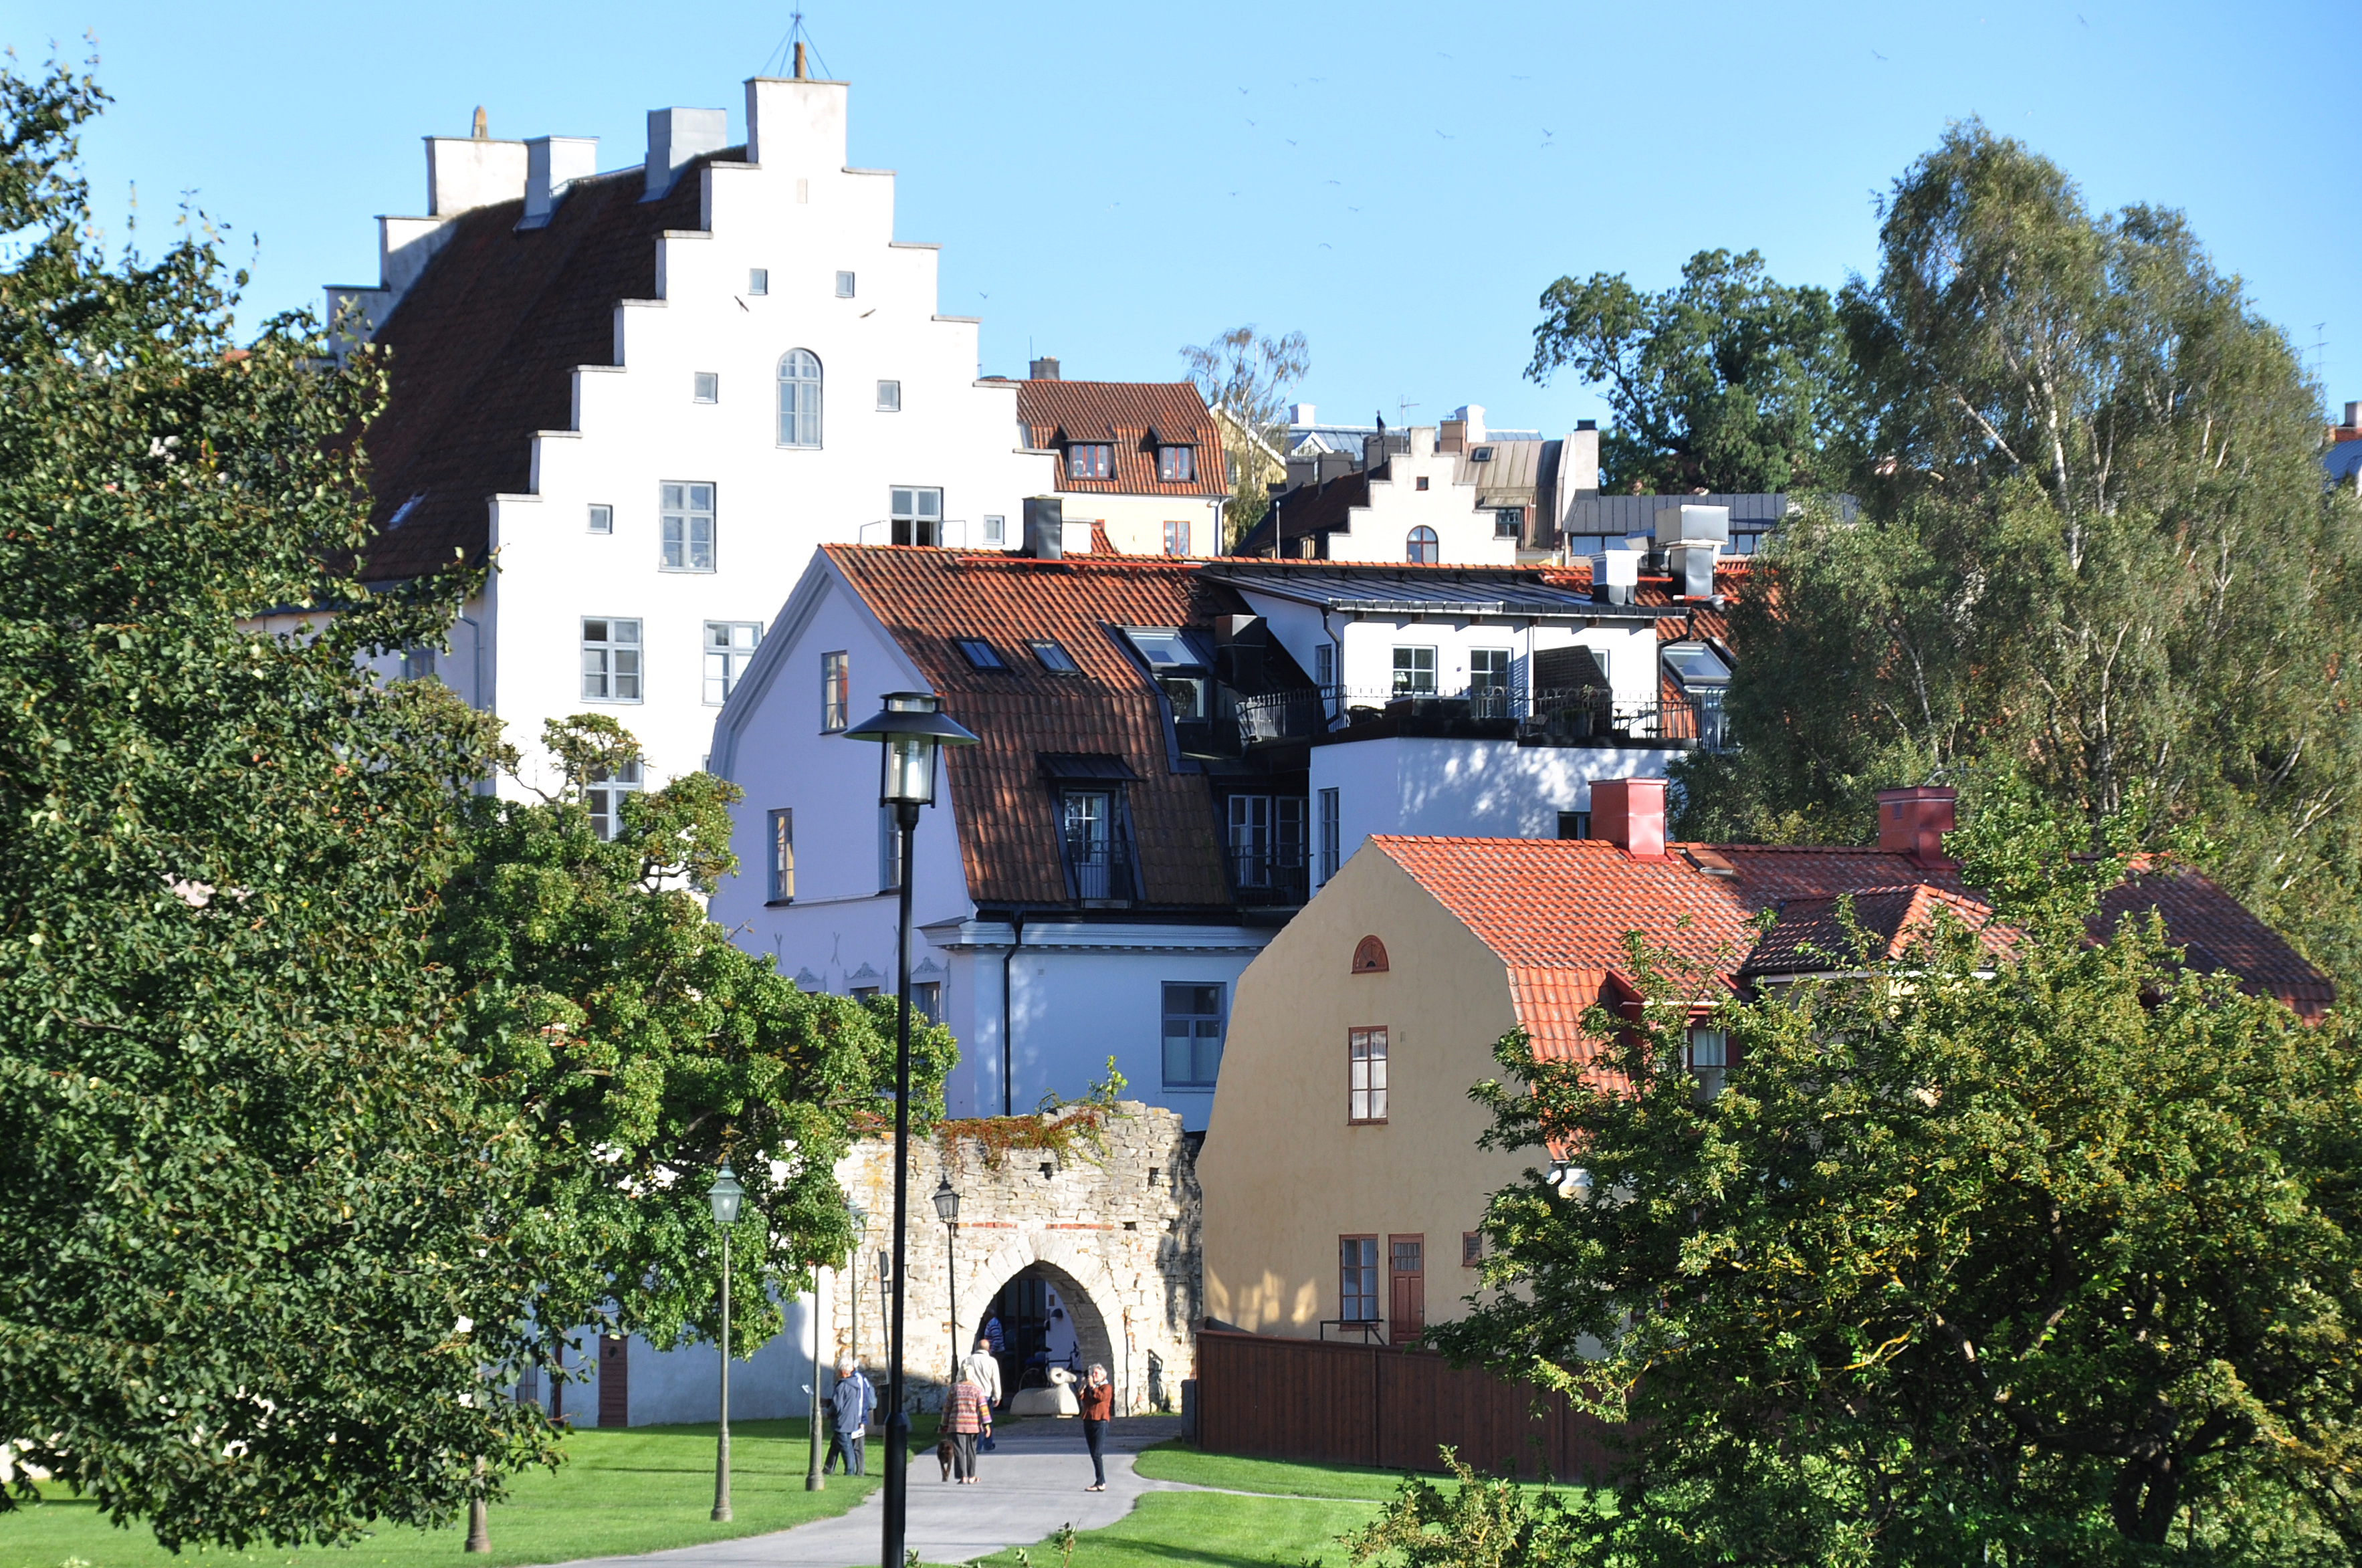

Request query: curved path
[{"left": 550, "top": 1417, "right": 1196, "bottom": 1568}]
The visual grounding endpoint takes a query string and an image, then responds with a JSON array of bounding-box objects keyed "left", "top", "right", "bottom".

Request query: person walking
[
  {"left": 1077, "top": 1362, "right": 1113, "bottom": 1492},
  {"left": 944, "top": 1369, "right": 991, "bottom": 1484},
  {"left": 962, "top": 1335, "right": 1004, "bottom": 1452},
  {"left": 827, "top": 1361, "right": 873, "bottom": 1476}
]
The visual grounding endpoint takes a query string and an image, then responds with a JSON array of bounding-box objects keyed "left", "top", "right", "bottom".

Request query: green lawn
[
  {"left": 966, "top": 1491, "right": 1378, "bottom": 1568},
  {"left": 1127, "top": 1446, "right": 1410, "bottom": 1504},
  {"left": 0, "top": 1421, "right": 880, "bottom": 1568}
]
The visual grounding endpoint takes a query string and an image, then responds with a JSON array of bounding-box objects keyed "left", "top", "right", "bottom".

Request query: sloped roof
[
  {"left": 349, "top": 160, "right": 715, "bottom": 582},
  {"left": 1453, "top": 438, "right": 1546, "bottom": 508},
  {"left": 1013, "top": 380, "right": 1228, "bottom": 499},
  {"left": 2098, "top": 867, "right": 2337, "bottom": 1016},
  {"left": 822, "top": 545, "right": 1290, "bottom": 907},
  {"left": 1745, "top": 884, "right": 2006, "bottom": 974}
]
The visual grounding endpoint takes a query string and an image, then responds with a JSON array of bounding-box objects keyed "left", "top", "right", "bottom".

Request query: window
[
  {"left": 1469, "top": 445, "right": 1495, "bottom": 462},
  {"left": 693, "top": 372, "right": 719, "bottom": 404},
  {"left": 1471, "top": 648, "right": 1510, "bottom": 694},
  {"left": 891, "top": 485, "right": 943, "bottom": 547},
  {"left": 778, "top": 349, "right": 823, "bottom": 447},
  {"left": 1349, "top": 1026, "right": 1388, "bottom": 1122},
  {"left": 1158, "top": 445, "right": 1196, "bottom": 481},
  {"left": 1314, "top": 643, "right": 1335, "bottom": 691},
  {"left": 1227, "top": 795, "right": 1305, "bottom": 891},
  {"left": 1462, "top": 1231, "right": 1484, "bottom": 1268},
  {"left": 584, "top": 760, "right": 643, "bottom": 841},
  {"left": 1406, "top": 526, "right": 1439, "bottom": 564},
  {"left": 879, "top": 806, "right": 903, "bottom": 891},
  {"left": 704, "top": 620, "right": 760, "bottom": 705},
  {"left": 1352, "top": 936, "right": 1389, "bottom": 974},
  {"left": 1029, "top": 639, "right": 1079, "bottom": 673},
  {"left": 953, "top": 637, "right": 1007, "bottom": 670},
  {"left": 851, "top": 984, "right": 880, "bottom": 1001},
  {"left": 1123, "top": 627, "right": 1208, "bottom": 720},
  {"left": 835, "top": 270, "right": 856, "bottom": 298},
  {"left": 398, "top": 646, "right": 437, "bottom": 681},
  {"left": 1391, "top": 646, "right": 1437, "bottom": 695},
  {"left": 660, "top": 481, "right": 716, "bottom": 572},
  {"left": 1495, "top": 508, "right": 1523, "bottom": 538},
  {"left": 1162, "top": 519, "right": 1190, "bottom": 556},
  {"left": 1558, "top": 810, "right": 1592, "bottom": 841},
  {"left": 1339, "top": 1237, "right": 1379, "bottom": 1323},
  {"left": 1414, "top": 475, "right": 1430, "bottom": 491},
  {"left": 876, "top": 379, "right": 901, "bottom": 412},
  {"left": 821, "top": 651, "right": 849, "bottom": 732},
  {"left": 914, "top": 982, "right": 942, "bottom": 1023},
  {"left": 1061, "top": 790, "right": 1125, "bottom": 900},
  {"left": 1687, "top": 1027, "right": 1729, "bottom": 1101},
  {"left": 1318, "top": 788, "right": 1340, "bottom": 883},
  {"left": 1067, "top": 443, "right": 1113, "bottom": 480},
  {"left": 1388, "top": 1236, "right": 1425, "bottom": 1343},
  {"left": 581, "top": 617, "right": 642, "bottom": 702},
  {"left": 748, "top": 267, "right": 769, "bottom": 296},
  {"left": 766, "top": 808, "right": 794, "bottom": 903},
  {"left": 587, "top": 503, "right": 613, "bottom": 535},
  {"left": 982, "top": 514, "right": 1006, "bottom": 546},
  {"left": 1162, "top": 983, "right": 1224, "bottom": 1089}
]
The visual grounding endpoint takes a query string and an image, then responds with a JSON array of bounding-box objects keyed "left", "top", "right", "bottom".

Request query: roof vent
[
  {"left": 1021, "top": 496, "right": 1064, "bottom": 559},
  {"left": 1029, "top": 356, "right": 1061, "bottom": 381},
  {"left": 1590, "top": 548, "right": 1639, "bottom": 604}
]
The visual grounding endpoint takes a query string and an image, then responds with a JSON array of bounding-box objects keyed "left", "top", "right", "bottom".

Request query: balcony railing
[
  {"left": 1062, "top": 836, "right": 1136, "bottom": 903},
  {"left": 1228, "top": 842, "right": 1310, "bottom": 906},
  {"left": 1228, "top": 685, "right": 1727, "bottom": 750}
]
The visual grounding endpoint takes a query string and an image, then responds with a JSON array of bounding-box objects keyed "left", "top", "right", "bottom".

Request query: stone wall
[{"left": 831, "top": 1101, "right": 1201, "bottom": 1416}]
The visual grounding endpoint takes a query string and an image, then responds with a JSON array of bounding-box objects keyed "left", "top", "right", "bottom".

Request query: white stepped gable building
[{"left": 326, "top": 69, "right": 1054, "bottom": 797}]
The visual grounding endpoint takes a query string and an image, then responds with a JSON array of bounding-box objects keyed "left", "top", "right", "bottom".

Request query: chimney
[
  {"left": 1029, "top": 356, "right": 1061, "bottom": 381},
  {"left": 520, "top": 136, "right": 598, "bottom": 227},
  {"left": 645, "top": 106, "right": 728, "bottom": 199},
  {"left": 1876, "top": 786, "right": 1957, "bottom": 867},
  {"left": 1436, "top": 419, "right": 1466, "bottom": 455},
  {"left": 424, "top": 128, "right": 528, "bottom": 217},
  {"left": 794, "top": 41, "right": 807, "bottom": 79},
  {"left": 1454, "top": 404, "right": 1487, "bottom": 445},
  {"left": 2346, "top": 400, "right": 2361, "bottom": 433},
  {"left": 1021, "top": 497, "right": 1064, "bottom": 558},
  {"left": 1591, "top": 778, "right": 1668, "bottom": 860},
  {"left": 1590, "top": 547, "right": 1639, "bottom": 605},
  {"left": 1656, "top": 503, "right": 1729, "bottom": 598},
  {"left": 1289, "top": 402, "right": 1315, "bottom": 427}
]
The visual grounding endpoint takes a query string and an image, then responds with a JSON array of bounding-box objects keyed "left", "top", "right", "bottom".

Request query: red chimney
[
  {"left": 1877, "top": 786, "right": 1956, "bottom": 867},
  {"left": 1592, "top": 778, "right": 1668, "bottom": 861}
]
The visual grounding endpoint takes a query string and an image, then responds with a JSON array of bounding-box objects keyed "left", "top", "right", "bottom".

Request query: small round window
[{"left": 1352, "top": 935, "right": 1390, "bottom": 974}]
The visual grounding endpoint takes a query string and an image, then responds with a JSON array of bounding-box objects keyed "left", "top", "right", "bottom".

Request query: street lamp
[
  {"left": 933, "top": 1175, "right": 962, "bottom": 1380},
  {"left": 708, "top": 1161, "right": 746, "bottom": 1523},
  {"left": 843, "top": 692, "right": 978, "bottom": 1568}
]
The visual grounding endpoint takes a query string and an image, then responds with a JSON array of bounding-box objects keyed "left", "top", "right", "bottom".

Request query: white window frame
[
  {"left": 1392, "top": 645, "right": 1438, "bottom": 695},
  {"left": 585, "top": 760, "right": 643, "bottom": 841},
  {"left": 778, "top": 349, "right": 823, "bottom": 448},
  {"left": 660, "top": 481, "right": 716, "bottom": 572},
  {"left": 766, "top": 808, "right": 794, "bottom": 903},
  {"left": 835, "top": 270, "right": 857, "bottom": 298},
  {"left": 703, "top": 620, "right": 761, "bottom": 706},
  {"left": 586, "top": 503, "right": 613, "bottom": 535},
  {"left": 876, "top": 379, "right": 901, "bottom": 412},
  {"left": 580, "top": 617, "right": 643, "bottom": 703},
  {"left": 1350, "top": 1026, "right": 1388, "bottom": 1123},
  {"left": 748, "top": 267, "right": 769, "bottom": 296},
  {"left": 821, "top": 651, "right": 849, "bottom": 732},
  {"left": 1687, "top": 1026, "right": 1729, "bottom": 1101},
  {"left": 982, "top": 514, "right": 1006, "bottom": 546},
  {"left": 692, "top": 372, "right": 719, "bottom": 404},
  {"left": 890, "top": 485, "right": 944, "bottom": 547}
]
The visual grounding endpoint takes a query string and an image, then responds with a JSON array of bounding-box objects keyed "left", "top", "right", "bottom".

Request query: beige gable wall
[{"left": 1200, "top": 846, "right": 1528, "bottom": 1338}]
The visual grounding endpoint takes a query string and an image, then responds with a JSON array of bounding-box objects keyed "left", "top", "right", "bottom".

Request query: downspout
[{"left": 1000, "top": 907, "right": 1026, "bottom": 1117}]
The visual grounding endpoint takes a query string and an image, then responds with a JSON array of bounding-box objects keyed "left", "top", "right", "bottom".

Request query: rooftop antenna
[
  {"left": 1396, "top": 396, "right": 1419, "bottom": 423},
  {"left": 761, "top": 11, "right": 834, "bottom": 80}
]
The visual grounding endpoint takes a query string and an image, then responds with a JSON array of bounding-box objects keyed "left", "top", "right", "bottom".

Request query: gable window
[
  {"left": 876, "top": 379, "right": 901, "bottom": 412},
  {"left": 1687, "top": 1026, "right": 1729, "bottom": 1101},
  {"left": 704, "top": 620, "right": 760, "bottom": 705},
  {"left": 778, "top": 349, "right": 823, "bottom": 447},
  {"left": 1162, "top": 519, "right": 1190, "bottom": 556},
  {"left": 953, "top": 637, "right": 1006, "bottom": 671},
  {"left": 1349, "top": 1026, "right": 1389, "bottom": 1123},
  {"left": 660, "top": 482, "right": 716, "bottom": 571},
  {"left": 766, "top": 808, "right": 794, "bottom": 903},
  {"left": 1067, "top": 443, "right": 1113, "bottom": 480},
  {"left": 1162, "top": 983, "right": 1224, "bottom": 1089},
  {"left": 1061, "top": 789, "right": 1127, "bottom": 900},
  {"left": 1392, "top": 645, "right": 1437, "bottom": 695},
  {"left": 891, "top": 485, "right": 943, "bottom": 547},
  {"left": 1029, "top": 639, "right": 1079, "bottom": 673},
  {"left": 1352, "top": 935, "right": 1389, "bottom": 974},
  {"left": 581, "top": 617, "right": 642, "bottom": 702},
  {"left": 1406, "top": 526, "right": 1439, "bottom": 564},
  {"left": 821, "top": 651, "right": 849, "bottom": 732},
  {"left": 835, "top": 270, "right": 856, "bottom": 298},
  {"left": 1495, "top": 508, "right": 1523, "bottom": 538},
  {"left": 1318, "top": 788, "right": 1341, "bottom": 883},
  {"left": 748, "top": 267, "right": 769, "bottom": 296},
  {"left": 692, "top": 372, "right": 719, "bottom": 404},
  {"left": 1157, "top": 445, "right": 1196, "bottom": 482},
  {"left": 584, "top": 760, "right": 643, "bottom": 841},
  {"left": 587, "top": 503, "right": 613, "bottom": 535},
  {"left": 1339, "top": 1237, "right": 1379, "bottom": 1323},
  {"left": 1461, "top": 1231, "right": 1485, "bottom": 1268},
  {"left": 1414, "top": 475, "right": 1430, "bottom": 491}
]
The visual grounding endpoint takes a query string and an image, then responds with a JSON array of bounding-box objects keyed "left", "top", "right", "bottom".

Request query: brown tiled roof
[
  {"left": 823, "top": 545, "right": 1264, "bottom": 907},
  {"left": 1013, "top": 380, "right": 1228, "bottom": 499},
  {"left": 2098, "top": 867, "right": 2337, "bottom": 1017},
  {"left": 347, "top": 160, "right": 716, "bottom": 582},
  {"left": 1745, "top": 884, "right": 2006, "bottom": 974}
]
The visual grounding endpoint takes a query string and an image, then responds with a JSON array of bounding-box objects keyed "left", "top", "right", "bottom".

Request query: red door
[
  {"left": 1388, "top": 1236, "right": 1424, "bottom": 1345},
  {"left": 597, "top": 1334, "right": 630, "bottom": 1428}
]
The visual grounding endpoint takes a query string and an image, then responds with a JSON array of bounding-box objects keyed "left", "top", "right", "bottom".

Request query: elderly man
[
  {"left": 961, "top": 1333, "right": 1004, "bottom": 1409},
  {"left": 826, "top": 1361, "right": 874, "bottom": 1476}
]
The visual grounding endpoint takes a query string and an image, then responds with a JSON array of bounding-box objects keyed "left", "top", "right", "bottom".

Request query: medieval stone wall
[{"left": 829, "top": 1101, "right": 1201, "bottom": 1416}]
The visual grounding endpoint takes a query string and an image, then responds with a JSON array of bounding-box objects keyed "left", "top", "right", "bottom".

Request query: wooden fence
[{"left": 1194, "top": 1327, "right": 1617, "bottom": 1481}]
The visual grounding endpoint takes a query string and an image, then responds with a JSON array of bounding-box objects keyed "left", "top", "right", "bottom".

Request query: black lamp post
[
  {"left": 708, "top": 1162, "right": 746, "bottom": 1523},
  {"left": 932, "top": 1175, "right": 962, "bottom": 1380},
  {"left": 843, "top": 692, "right": 978, "bottom": 1568}
]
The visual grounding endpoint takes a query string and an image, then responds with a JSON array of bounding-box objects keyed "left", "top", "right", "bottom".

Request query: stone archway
[{"left": 958, "top": 1238, "right": 1125, "bottom": 1408}]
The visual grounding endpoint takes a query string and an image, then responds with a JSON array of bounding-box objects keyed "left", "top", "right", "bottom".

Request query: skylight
[
  {"left": 1029, "top": 639, "right": 1079, "bottom": 673},
  {"left": 1469, "top": 445, "right": 1495, "bottom": 461},
  {"left": 1121, "top": 629, "right": 1204, "bottom": 671},
  {"left": 1661, "top": 642, "right": 1731, "bottom": 685},
  {"left": 952, "top": 637, "right": 1008, "bottom": 671}
]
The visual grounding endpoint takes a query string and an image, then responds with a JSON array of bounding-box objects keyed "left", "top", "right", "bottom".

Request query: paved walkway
[{"left": 552, "top": 1418, "right": 1195, "bottom": 1568}]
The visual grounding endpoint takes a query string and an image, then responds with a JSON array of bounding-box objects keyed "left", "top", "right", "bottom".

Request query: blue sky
[{"left": 9, "top": 0, "right": 2355, "bottom": 433}]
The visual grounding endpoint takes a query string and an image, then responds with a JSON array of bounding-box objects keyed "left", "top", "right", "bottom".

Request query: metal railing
[
  {"left": 1228, "top": 842, "right": 1311, "bottom": 906},
  {"left": 1061, "top": 836, "right": 1136, "bottom": 901},
  {"left": 1226, "top": 685, "right": 1724, "bottom": 750}
]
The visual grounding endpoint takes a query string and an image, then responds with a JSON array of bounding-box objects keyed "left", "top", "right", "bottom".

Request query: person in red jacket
[
  {"left": 943, "top": 1372, "right": 991, "bottom": 1484},
  {"left": 1077, "top": 1363, "right": 1113, "bottom": 1491}
]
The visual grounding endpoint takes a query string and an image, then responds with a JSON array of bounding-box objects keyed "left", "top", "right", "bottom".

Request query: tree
[
  {"left": 0, "top": 56, "right": 558, "bottom": 1548},
  {"left": 1679, "top": 123, "right": 2362, "bottom": 988},
  {"left": 1527, "top": 248, "right": 1850, "bottom": 493},
  {"left": 1180, "top": 326, "right": 1308, "bottom": 546},
  {"left": 435, "top": 716, "right": 953, "bottom": 1365},
  {"left": 1427, "top": 791, "right": 2362, "bottom": 1565}
]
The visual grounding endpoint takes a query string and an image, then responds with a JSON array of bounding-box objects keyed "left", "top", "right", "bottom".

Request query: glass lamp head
[
  {"left": 932, "top": 1173, "right": 960, "bottom": 1224},
  {"left": 710, "top": 1162, "right": 746, "bottom": 1226},
  {"left": 842, "top": 692, "right": 980, "bottom": 808}
]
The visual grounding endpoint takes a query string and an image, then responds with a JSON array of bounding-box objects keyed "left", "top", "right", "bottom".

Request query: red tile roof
[
  {"left": 823, "top": 546, "right": 1283, "bottom": 907},
  {"left": 1013, "top": 380, "right": 1229, "bottom": 500},
  {"left": 1746, "top": 883, "right": 2007, "bottom": 974},
  {"left": 350, "top": 161, "right": 715, "bottom": 582}
]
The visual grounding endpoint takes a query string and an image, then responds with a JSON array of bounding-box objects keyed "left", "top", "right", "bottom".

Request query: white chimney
[
  {"left": 2347, "top": 400, "right": 2361, "bottom": 431},
  {"left": 645, "top": 107, "right": 729, "bottom": 198},
  {"left": 1289, "top": 403, "right": 1315, "bottom": 427},
  {"left": 1454, "top": 404, "right": 1487, "bottom": 444},
  {"left": 521, "top": 136, "right": 598, "bottom": 228},
  {"left": 424, "top": 134, "right": 528, "bottom": 217}
]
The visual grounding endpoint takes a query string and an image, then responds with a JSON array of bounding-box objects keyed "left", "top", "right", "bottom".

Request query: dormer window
[
  {"left": 1068, "top": 443, "right": 1113, "bottom": 480},
  {"left": 1121, "top": 627, "right": 1209, "bottom": 720},
  {"left": 1157, "top": 445, "right": 1196, "bottom": 482},
  {"left": 1039, "top": 754, "right": 1142, "bottom": 904}
]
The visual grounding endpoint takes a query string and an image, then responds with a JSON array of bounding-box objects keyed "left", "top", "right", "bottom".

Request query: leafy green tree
[
  {"left": 1428, "top": 792, "right": 2362, "bottom": 1565},
  {"left": 1181, "top": 325, "right": 1307, "bottom": 547},
  {"left": 436, "top": 716, "right": 952, "bottom": 1362},
  {"left": 0, "top": 56, "right": 558, "bottom": 1548},
  {"left": 1528, "top": 248, "right": 1850, "bottom": 493}
]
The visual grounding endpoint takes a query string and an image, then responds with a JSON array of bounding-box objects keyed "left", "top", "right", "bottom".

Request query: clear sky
[{"left": 9, "top": 0, "right": 2355, "bottom": 435}]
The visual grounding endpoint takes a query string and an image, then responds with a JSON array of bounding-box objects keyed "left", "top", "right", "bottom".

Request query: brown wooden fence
[{"left": 1194, "top": 1327, "right": 1617, "bottom": 1481}]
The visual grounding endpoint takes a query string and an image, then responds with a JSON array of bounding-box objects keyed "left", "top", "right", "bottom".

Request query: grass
[
  {"left": 1127, "top": 1446, "right": 1410, "bottom": 1504},
  {"left": 966, "top": 1492, "right": 1379, "bottom": 1568},
  {"left": 0, "top": 1420, "right": 883, "bottom": 1568}
]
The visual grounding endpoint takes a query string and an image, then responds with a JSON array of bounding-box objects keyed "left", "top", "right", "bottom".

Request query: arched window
[
  {"left": 1406, "top": 526, "right": 1438, "bottom": 564},
  {"left": 777, "top": 350, "right": 823, "bottom": 448},
  {"left": 1353, "top": 935, "right": 1390, "bottom": 974}
]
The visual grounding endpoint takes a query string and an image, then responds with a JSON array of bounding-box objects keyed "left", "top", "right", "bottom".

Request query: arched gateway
[{"left": 831, "top": 1101, "right": 1202, "bottom": 1416}]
